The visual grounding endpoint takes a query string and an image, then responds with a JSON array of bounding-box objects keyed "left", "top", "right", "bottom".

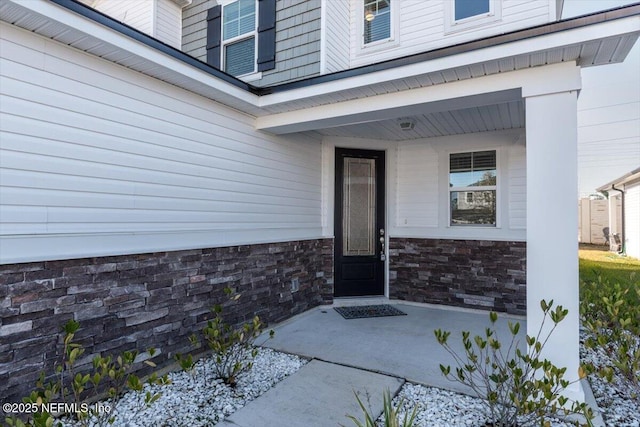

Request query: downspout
[{"left": 611, "top": 184, "right": 626, "bottom": 254}]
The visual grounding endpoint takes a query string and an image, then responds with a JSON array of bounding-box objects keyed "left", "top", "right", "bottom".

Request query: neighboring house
[
  {"left": 597, "top": 167, "right": 640, "bottom": 259},
  {"left": 1, "top": 0, "right": 639, "bottom": 404}
]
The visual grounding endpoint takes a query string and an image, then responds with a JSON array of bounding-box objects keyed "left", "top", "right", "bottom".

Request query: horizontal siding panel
[
  {"left": 0, "top": 52, "right": 320, "bottom": 166},
  {"left": 0, "top": 169, "right": 318, "bottom": 206},
  {"left": 508, "top": 144, "right": 526, "bottom": 229},
  {"left": 0, "top": 97, "right": 318, "bottom": 186},
  {"left": 0, "top": 137, "right": 319, "bottom": 196},
  {"left": 0, "top": 187, "right": 319, "bottom": 215},
  {"left": 397, "top": 143, "right": 439, "bottom": 228},
  {"left": 154, "top": 0, "right": 182, "bottom": 48},
  {"left": 1, "top": 24, "right": 323, "bottom": 262}
]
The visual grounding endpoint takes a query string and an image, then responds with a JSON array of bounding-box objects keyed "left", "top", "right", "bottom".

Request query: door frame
[{"left": 333, "top": 147, "right": 387, "bottom": 297}]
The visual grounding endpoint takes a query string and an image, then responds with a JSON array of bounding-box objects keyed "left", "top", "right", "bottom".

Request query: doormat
[{"left": 334, "top": 304, "right": 407, "bottom": 320}]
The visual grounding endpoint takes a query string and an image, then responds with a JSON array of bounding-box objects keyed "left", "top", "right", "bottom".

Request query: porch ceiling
[{"left": 317, "top": 100, "right": 525, "bottom": 141}]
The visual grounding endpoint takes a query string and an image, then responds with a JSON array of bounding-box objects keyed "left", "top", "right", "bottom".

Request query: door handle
[{"left": 379, "top": 234, "right": 386, "bottom": 261}]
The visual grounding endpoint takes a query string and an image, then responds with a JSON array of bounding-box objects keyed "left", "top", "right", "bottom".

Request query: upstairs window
[
  {"left": 445, "top": 0, "right": 501, "bottom": 33},
  {"left": 206, "top": 0, "right": 276, "bottom": 77},
  {"left": 449, "top": 150, "right": 497, "bottom": 226},
  {"left": 222, "top": 0, "right": 257, "bottom": 76},
  {"left": 364, "top": 0, "right": 391, "bottom": 44},
  {"left": 454, "top": 0, "right": 490, "bottom": 21}
]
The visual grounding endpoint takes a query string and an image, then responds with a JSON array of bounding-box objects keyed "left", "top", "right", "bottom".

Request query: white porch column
[{"left": 525, "top": 89, "right": 584, "bottom": 402}]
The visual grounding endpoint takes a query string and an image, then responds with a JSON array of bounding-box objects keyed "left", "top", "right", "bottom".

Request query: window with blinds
[
  {"left": 449, "top": 150, "right": 497, "bottom": 226},
  {"left": 222, "top": 0, "right": 257, "bottom": 77},
  {"left": 364, "top": 0, "right": 391, "bottom": 44}
]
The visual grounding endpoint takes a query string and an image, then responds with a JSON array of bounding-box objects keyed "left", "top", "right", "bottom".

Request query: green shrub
[
  {"left": 4, "top": 320, "right": 168, "bottom": 427},
  {"left": 581, "top": 277, "right": 640, "bottom": 399},
  {"left": 177, "top": 287, "right": 273, "bottom": 387},
  {"left": 345, "top": 389, "right": 417, "bottom": 427},
  {"left": 434, "top": 300, "right": 593, "bottom": 427}
]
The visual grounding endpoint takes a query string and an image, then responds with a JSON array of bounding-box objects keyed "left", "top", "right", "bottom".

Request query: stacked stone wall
[
  {"left": 389, "top": 238, "right": 526, "bottom": 314},
  {"left": 0, "top": 239, "right": 333, "bottom": 404}
]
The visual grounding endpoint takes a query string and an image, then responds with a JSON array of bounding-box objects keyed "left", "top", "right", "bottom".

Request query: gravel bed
[
  {"left": 56, "top": 331, "right": 637, "bottom": 427},
  {"left": 61, "top": 348, "right": 307, "bottom": 427},
  {"left": 580, "top": 330, "right": 640, "bottom": 427},
  {"left": 383, "top": 383, "right": 578, "bottom": 427}
]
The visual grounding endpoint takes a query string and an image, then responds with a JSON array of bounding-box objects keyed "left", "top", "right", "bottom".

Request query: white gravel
[
  {"left": 57, "top": 332, "right": 637, "bottom": 427},
  {"left": 580, "top": 330, "right": 640, "bottom": 427},
  {"left": 383, "top": 383, "right": 579, "bottom": 427},
  {"left": 61, "top": 348, "right": 307, "bottom": 427}
]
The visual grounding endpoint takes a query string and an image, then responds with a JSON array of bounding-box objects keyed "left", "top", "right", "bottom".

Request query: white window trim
[
  {"left": 447, "top": 148, "right": 501, "bottom": 228},
  {"left": 357, "top": 0, "right": 399, "bottom": 55},
  {"left": 444, "top": 0, "right": 502, "bottom": 34},
  {"left": 220, "top": 0, "right": 258, "bottom": 77}
]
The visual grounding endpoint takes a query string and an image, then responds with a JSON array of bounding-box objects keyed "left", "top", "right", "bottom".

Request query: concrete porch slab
[
  {"left": 262, "top": 302, "right": 527, "bottom": 396},
  {"left": 217, "top": 359, "right": 404, "bottom": 427}
]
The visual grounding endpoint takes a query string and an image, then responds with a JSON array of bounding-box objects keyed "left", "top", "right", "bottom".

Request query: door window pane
[
  {"left": 455, "top": 0, "right": 490, "bottom": 21},
  {"left": 343, "top": 158, "right": 376, "bottom": 256}
]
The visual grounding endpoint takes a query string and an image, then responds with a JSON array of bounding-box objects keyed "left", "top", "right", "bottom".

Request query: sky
[{"left": 562, "top": 0, "right": 640, "bottom": 197}]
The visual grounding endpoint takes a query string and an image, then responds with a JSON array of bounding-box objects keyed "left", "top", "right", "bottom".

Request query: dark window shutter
[
  {"left": 257, "top": 0, "right": 276, "bottom": 72},
  {"left": 206, "top": 5, "right": 222, "bottom": 68}
]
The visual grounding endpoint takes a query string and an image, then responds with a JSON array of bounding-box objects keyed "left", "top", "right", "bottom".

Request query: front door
[{"left": 334, "top": 148, "right": 385, "bottom": 297}]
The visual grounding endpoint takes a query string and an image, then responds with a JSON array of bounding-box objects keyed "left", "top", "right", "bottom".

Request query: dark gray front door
[{"left": 334, "top": 148, "right": 385, "bottom": 297}]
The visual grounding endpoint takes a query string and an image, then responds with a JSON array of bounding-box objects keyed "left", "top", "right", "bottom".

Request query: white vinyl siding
[
  {"left": 396, "top": 143, "right": 439, "bottom": 227},
  {"left": 349, "top": 0, "right": 553, "bottom": 68},
  {"left": 625, "top": 181, "right": 640, "bottom": 259},
  {"left": 508, "top": 143, "right": 526, "bottom": 229},
  {"left": 0, "top": 23, "right": 323, "bottom": 264},
  {"left": 392, "top": 130, "right": 525, "bottom": 241},
  {"left": 155, "top": 0, "right": 183, "bottom": 49},
  {"left": 323, "top": 0, "right": 350, "bottom": 73},
  {"left": 91, "top": 0, "right": 154, "bottom": 35}
]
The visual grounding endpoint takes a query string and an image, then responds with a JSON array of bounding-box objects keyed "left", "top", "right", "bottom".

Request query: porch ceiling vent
[{"left": 398, "top": 118, "right": 415, "bottom": 131}]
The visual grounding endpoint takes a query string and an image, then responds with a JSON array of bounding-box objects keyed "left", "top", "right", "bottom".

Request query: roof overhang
[
  {"left": 1, "top": 0, "right": 639, "bottom": 129},
  {"left": 596, "top": 167, "right": 640, "bottom": 193}
]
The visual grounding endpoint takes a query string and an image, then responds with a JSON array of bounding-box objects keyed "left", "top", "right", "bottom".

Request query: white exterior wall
[
  {"left": 84, "top": 0, "right": 184, "bottom": 49},
  {"left": 322, "top": 0, "right": 350, "bottom": 73},
  {"left": 0, "top": 23, "right": 323, "bottom": 264},
  {"left": 155, "top": 0, "right": 183, "bottom": 49},
  {"left": 344, "top": 0, "right": 555, "bottom": 69},
  {"left": 91, "top": 0, "right": 154, "bottom": 35},
  {"left": 320, "top": 129, "right": 526, "bottom": 243},
  {"left": 625, "top": 180, "right": 640, "bottom": 259},
  {"left": 395, "top": 130, "right": 526, "bottom": 241}
]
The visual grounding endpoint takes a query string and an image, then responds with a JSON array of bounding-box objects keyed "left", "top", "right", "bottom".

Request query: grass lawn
[{"left": 579, "top": 244, "right": 640, "bottom": 286}]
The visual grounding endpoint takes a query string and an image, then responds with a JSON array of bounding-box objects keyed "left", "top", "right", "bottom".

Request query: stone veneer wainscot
[
  {"left": 0, "top": 239, "right": 333, "bottom": 404},
  {"left": 389, "top": 238, "right": 526, "bottom": 315}
]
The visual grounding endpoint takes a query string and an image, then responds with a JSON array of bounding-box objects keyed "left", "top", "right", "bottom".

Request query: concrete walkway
[{"left": 218, "top": 301, "right": 526, "bottom": 426}]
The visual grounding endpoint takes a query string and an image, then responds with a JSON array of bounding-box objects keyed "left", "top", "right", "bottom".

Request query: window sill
[
  {"left": 357, "top": 37, "right": 399, "bottom": 58},
  {"left": 237, "top": 71, "right": 263, "bottom": 83}
]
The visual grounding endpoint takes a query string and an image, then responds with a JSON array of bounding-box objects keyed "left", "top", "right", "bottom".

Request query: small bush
[
  {"left": 434, "top": 300, "right": 593, "bottom": 427},
  {"left": 176, "top": 287, "right": 273, "bottom": 387},
  {"left": 581, "top": 277, "right": 640, "bottom": 399},
  {"left": 4, "top": 320, "right": 168, "bottom": 427},
  {"left": 345, "top": 389, "right": 417, "bottom": 427}
]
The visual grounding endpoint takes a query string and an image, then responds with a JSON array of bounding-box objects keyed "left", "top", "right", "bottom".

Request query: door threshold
[{"left": 331, "top": 296, "right": 389, "bottom": 307}]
